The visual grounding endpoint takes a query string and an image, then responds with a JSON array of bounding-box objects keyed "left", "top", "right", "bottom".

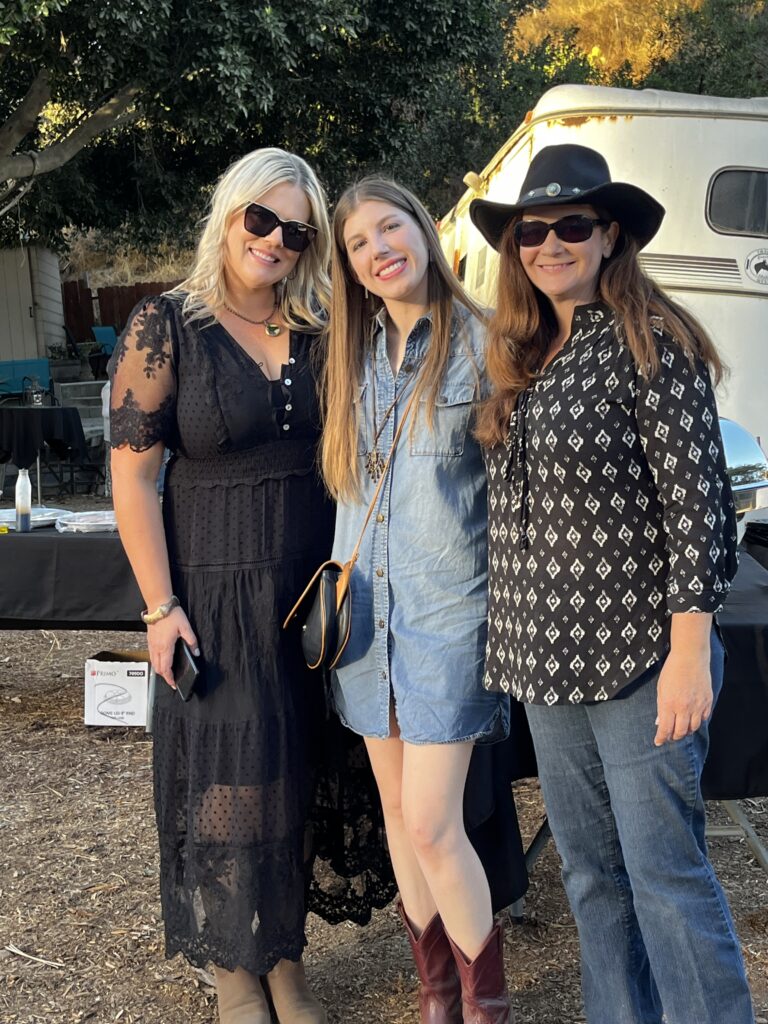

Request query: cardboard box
[{"left": 84, "top": 650, "right": 151, "bottom": 727}]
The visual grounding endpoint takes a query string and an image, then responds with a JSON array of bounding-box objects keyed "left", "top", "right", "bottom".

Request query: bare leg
[
  {"left": 364, "top": 709, "right": 437, "bottom": 932},
  {"left": 366, "top": 720, "right": 509, "bottom": 1019},
  {"left": 402, "top": 741, "right": 493, "bottom": 961}
]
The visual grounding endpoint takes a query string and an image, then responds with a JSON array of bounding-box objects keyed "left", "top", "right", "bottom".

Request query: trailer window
[{"left": 707, "top": 168, "right": 768, "bottom": 237}]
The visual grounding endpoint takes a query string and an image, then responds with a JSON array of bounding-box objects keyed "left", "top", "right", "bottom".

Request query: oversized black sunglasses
[
  {"left": 243, "top": 202, "right": 318, "bottom": 253},
  {"left": 513, "top": 214, "right": 609, "bottom": 248}
]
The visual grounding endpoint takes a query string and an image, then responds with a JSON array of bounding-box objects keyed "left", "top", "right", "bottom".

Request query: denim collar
[{"left": 372, "top": 307, "right": 433, "bottom": 355}]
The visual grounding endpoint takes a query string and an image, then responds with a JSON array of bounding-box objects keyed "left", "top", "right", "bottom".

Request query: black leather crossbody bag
[{"left": 283, "top": 388, "right": 418, "bottom": 670}]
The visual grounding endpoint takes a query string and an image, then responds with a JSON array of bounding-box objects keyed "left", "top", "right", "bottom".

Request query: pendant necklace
[
  {"left": 223, "top": 300, "right": 282, "bottom": 336},
  {"left": 364, "top": 362, "right": 420, "bottom": 482}
]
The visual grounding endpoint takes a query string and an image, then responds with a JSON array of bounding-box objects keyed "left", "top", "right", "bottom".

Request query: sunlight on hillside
[{"left": 513, "top": 0, "right": 705, "bottom": 81}]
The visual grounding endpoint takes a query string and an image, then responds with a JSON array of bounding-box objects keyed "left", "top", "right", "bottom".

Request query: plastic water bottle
[{"left": 15, "top": 468, "right": 31, "bottom": 532}]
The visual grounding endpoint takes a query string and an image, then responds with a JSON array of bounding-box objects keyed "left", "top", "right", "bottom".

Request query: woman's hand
[
  {"left": 654, "top": 612, "right": 713, "bottom": 746},
  {"left": 147, "top": 606, "right": 199, "bottom": 689},
  {"left": 111, "top": 445, "right": 196, "bottom": 690}
]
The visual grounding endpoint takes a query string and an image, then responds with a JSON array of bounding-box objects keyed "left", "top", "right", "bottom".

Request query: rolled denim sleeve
[{"left": 635, "top": 334, "right": 738, "bottom": 614}]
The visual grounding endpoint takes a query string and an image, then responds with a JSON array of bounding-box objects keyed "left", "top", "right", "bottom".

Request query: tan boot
[
  {"left": 214, "top": 966, "right": 271, "bottom": 1024},
  {"left": 264, "top": 958, "right": 328, "bottom": 1024}
]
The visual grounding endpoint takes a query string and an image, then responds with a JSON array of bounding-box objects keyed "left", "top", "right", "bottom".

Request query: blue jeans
[{"left": 525, "top": 632, "right": 754, "bottom": 1024}]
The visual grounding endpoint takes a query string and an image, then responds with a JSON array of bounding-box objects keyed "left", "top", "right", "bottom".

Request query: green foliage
[
  {"left": 1, "top": 0, "right": 505, "bottom": 247},
  {"left": 0, "top": 1, "right": 70, "bottom": 46},
  {"left": 3, "top": 0, "right": 765, "bottom": 263},
  {"left": 646, "top": 0, "right": 768, "bottom": 96}
]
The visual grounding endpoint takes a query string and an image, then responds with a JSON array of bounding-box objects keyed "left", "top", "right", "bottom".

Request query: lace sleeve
[{"left": 108, "top": 296, "right": 177, "bottom": 451}]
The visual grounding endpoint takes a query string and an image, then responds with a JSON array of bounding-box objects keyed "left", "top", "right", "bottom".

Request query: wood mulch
[{"left": 1, "top": 495, "right": 766, "bottom": 1022}]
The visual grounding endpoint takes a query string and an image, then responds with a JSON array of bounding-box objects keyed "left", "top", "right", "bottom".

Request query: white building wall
[
  {"left": 0, "top": 248, "right": 37, "bottom": 360},
  {"left": 29, "top": 246, "right": 64, "bottom": 356}
]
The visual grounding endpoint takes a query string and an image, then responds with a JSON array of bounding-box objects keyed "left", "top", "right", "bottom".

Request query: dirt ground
[{"left": 1, "top": 496, "right": 767, "bottom": 1023}]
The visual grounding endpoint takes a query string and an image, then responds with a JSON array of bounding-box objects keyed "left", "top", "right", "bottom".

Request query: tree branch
[
  {"left": 0, "top": 177, "right": 36, "bottom": 219},
  {"left": 0, "top": 82, "right": 141, "bottom": 182},
  {"left": 0, "top": 68, "right": 52, "bottom": 158}
]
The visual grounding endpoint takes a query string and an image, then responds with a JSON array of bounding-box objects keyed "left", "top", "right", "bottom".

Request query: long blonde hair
[
  {"left": 321, "top": 177, "right": 485, "bottom": 502},
  {"left": 169, "top": 147, "right": 331, "bottom": 331},
  {"left": 475, "top": 213, "right": 725, "bottom": 447}
]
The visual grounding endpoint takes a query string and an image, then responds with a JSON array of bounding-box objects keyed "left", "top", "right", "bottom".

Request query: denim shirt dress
[{"left": 331, "top": 303, "right": 510, "bottom": 745}]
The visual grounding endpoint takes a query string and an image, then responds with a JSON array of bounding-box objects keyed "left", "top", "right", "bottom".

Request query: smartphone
[{"left": 172, "top": 639, "right": 200, "bottom": 702}]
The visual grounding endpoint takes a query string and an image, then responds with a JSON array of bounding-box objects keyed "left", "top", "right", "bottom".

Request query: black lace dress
[{"left": 109, "top": 294, "right": 395, "bottom": 973}]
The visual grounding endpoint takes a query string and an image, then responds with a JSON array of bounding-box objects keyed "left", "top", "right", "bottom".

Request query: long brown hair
[
  {"left": 475, "top": 213, "right": 725, "bottom": 448},
  {"left": 321, "top": 177, "right": 486, "bottom": 502}
]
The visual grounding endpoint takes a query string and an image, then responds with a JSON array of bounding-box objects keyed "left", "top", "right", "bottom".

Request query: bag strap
[
  {"left": 281, "top": 386, "right": 419, "bottom": 631},
  {"left": 348, "top": 384, "right": 419, "bottom": 566}
]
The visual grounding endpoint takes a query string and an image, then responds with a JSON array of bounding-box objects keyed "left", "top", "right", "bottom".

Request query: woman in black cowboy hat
[{"left": 471, "top": 144, "right": 754, "bottom": 1024}]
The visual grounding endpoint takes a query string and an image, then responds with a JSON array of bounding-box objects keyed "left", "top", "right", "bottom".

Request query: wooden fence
[{"left": 62, "top": 280, "right": 181, "bottom": 343}]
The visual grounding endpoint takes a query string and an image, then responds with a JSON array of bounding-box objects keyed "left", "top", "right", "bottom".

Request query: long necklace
[
  {"left": 223, "top": 300, "right": 282, "bottom": 337},
  {"left": 364, "top": 363, "right": 420, "bottom": 482}
]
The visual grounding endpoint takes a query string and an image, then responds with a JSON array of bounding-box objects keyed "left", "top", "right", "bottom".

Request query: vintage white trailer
[{"left": 439, "top": 84, "right": 768, "bottom": 455}]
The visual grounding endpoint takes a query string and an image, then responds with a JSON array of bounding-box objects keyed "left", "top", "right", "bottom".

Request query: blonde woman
[
  {"left": 322, "top": 178, "right": 513, "bottom": 1024},
  {"left": 110, "top": 149, "right": 336, "bottom": 1023}
]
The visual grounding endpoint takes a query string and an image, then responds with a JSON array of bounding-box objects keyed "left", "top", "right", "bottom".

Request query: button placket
[
  {"left": 373, "top": 472, "right": 394, "bottom": 701},
  {"left": 396, "top": 330, "right": 422, "bottom": 385},
  {"left": 372, "top": 322, "right": 424, "bottom": 713},
  {"left": 281, "top": 371, "right": 293, "bottom": 430},
  {"left": 371, "top": 342, "right": 395, "bottom": 692}
]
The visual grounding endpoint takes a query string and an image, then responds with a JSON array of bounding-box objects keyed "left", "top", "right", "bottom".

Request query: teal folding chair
[{"left": 91, "top": 326, "right": 118, "bottom": 356}]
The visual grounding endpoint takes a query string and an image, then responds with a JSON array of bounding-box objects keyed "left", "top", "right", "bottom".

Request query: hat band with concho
[
  {"left": 469, "top": 144, "right": 665, "bottom": 252},
  {"left": 526, "top": 182, "right": 586, "bottom": 200}
]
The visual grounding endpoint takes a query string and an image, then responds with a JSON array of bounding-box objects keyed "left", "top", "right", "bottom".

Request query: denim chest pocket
[
  {"left": 355, "top": 383, "right": 368, "bottom": 457},
  {"left": 409, "top": 381, "right": 476, "bottom": 457}
]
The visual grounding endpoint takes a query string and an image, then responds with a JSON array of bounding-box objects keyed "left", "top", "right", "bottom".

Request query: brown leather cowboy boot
[
  {"left": 263, "top": 957, "right": 328, "bottom": 1023},
  {"left": 448, "top": 920, "right": 514, "bottom": 1024},
  {"left": 397, "top": 901, "right": 463, "bottom": 1024},
  {"left": 213, "top": 965, "right": 271, "bottom": 1024}
]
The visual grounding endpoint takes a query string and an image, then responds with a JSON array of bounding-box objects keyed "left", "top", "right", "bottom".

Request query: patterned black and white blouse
[{"left": 484, "top": 301, "right": 738, "bottom": 704}]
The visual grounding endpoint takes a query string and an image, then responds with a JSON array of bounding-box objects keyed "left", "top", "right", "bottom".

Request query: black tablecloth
[
  {"left": 0, "top": 524, "right": 766, "bottom": 798},
  {"left": 0, "top": 407, "right": 88, "bottom": 470},
  {"left": 0, "top": 528, "right": 143, "bottom": 629},
  {"left": 702, "top": 549, "right": 768, "bottom": 800}
]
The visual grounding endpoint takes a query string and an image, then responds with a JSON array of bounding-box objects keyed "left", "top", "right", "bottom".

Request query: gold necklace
[{"left": 223, "top": 300, "right": 282, "bottom": 337}]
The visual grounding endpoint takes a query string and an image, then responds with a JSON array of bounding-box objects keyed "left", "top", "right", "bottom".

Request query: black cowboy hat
[{"left": 469, "top": 144, "right": 665, "bottom": 251}]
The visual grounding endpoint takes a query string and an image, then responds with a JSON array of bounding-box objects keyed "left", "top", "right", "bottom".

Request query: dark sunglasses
[
  {"left": 513, "top": 214, "right": 609, "bottom": 248},
  {"left": 243, "top": 202, "right": 317, "bottom": 253}
]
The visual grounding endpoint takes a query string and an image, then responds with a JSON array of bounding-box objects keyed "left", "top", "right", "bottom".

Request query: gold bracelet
[{"left": 141, "top": 595, "right": 180, "bottom": 625}]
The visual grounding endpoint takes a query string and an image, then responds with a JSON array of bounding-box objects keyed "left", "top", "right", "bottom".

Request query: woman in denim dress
[
  {"left": 472, "top": 144, "right": 754, "bottom": 1024},
  {"left": 321, "top": 178, "right": 513, "bottom": 1024}
]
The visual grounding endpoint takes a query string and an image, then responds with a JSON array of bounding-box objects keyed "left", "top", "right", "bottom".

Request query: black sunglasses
[
  {"left": 243, "top": 202, "right": 317, "bottom": 253},
  {"left": 513, "top": 214, "right": 609, "bottom": 248}
]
